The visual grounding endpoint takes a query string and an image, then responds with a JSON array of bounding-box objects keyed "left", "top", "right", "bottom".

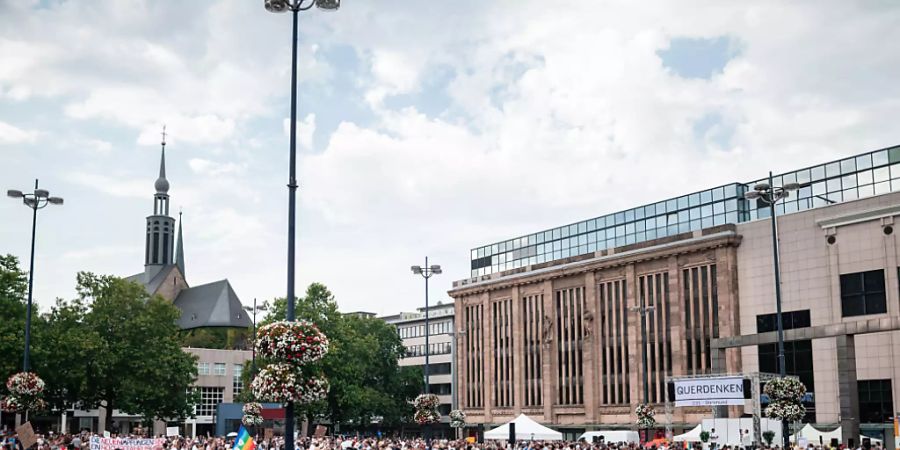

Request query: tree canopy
[{"left": 0, "top": 255, "right": 28, "bottom": 385}]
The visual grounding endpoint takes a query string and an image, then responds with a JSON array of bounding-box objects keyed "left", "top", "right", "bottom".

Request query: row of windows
[
  {"left": 471, "top": 146, "right": 900, "bottom": 277},
  {"left": 194, "top": 387, "right": 224, "bottom": 417},
  {"left": 397, "top": 321, "right": 453, "bottom": 338},
  {"left": 405, "top": 342, "right": 452, "bottom": 357},
  {"left": 233, "top": 364, "right": 243, "bottom": 396},
  {"left": 756, "top": 310, "right": 811, "bottom": 334},
  {"left": 197, "top": 362, "right": 238, "bottom": 376}
]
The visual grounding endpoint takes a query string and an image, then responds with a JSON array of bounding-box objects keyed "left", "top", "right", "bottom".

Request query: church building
[{"left": 125, "top": 137, "right": 251, "bottom": 330}]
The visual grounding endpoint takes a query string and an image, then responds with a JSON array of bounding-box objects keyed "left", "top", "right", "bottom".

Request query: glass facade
[{"left": 470, "top": 145, "right": 900, "bottom": 277}]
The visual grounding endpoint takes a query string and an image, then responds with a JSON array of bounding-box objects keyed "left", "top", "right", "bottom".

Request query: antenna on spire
[{"left": 161, "top": 124, "right": 167, "bottom": 147}]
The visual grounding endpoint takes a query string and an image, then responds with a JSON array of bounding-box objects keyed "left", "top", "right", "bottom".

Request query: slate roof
[
  {"left": 173, "top": 279, "right": 251, "bottom": 329},
  {"left": 125, "top": 265, "right": 179, "bottom": 296}
]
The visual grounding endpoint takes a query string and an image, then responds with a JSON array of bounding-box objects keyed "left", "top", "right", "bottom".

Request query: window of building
[
  {"left": 756, "top": 310, "right": 811, "bottom": 333},
  {"left": 213, "top": 363, "right": 227, "bottom": 376},
  {"left": 194, "top": 387, "right": 224, "bottom": 417},
  {"left": 233, "top": 364, "right": 243, "bottom": 396},
  {"left": 858, "top": 379, "right": 893, "bottom": 423},
  {"left": 840, "top": 270, "right": 886, "bottom": 317},
  {"left": 198, "top": 362, "right": 209, "bottom": 376}
]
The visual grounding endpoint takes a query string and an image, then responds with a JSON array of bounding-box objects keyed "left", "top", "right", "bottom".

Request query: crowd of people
[{"left": 0, "top": 431, "right": 888, "bottom": 450}]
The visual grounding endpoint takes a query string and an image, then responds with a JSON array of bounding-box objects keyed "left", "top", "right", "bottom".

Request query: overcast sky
[{"left": 1, "top": 0, "right": 899, "bottom": 316}]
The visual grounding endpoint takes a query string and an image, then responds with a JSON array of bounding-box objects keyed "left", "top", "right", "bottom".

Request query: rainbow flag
[{"left": 232, "top": 427, "right": 256, "bottom": 450}]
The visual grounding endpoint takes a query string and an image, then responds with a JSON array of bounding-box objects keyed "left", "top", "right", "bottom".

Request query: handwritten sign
[{"left": 16, "top": 422, "right": 37, "bottom": 449}]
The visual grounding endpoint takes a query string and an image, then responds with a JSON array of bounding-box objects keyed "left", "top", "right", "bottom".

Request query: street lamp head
[
  {"left": 744, "top": 191, "right": 761, "bottom": 200},
  {"left": 264, "top": 0, "right": 290, "bottom": 13},
  {"left": 6, "top": 190, "right": 23, "bottom": 199},
  {"left": 48, "top": 197, "right": 64, "bottom": 205},
  {"left": 753, "top": 182, "right": 770, "bottom": 192},
  {"left": 34, "top": 189, "right": 49, "bottom": 198},
  {"left": 315, "top": 0, "right": 340, "bottom": 10},
  {"left": 430, "top": 265, "right": 442, "bottom": 274},
  {"left": 783, "top": 182, "right": 801, "bottom": 192},
  {"left": 411, "top": 266, "right": 423, "bottom": 275}
]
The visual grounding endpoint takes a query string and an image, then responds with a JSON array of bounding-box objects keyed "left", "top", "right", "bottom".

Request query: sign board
[
  {"left": 314, "top": 425, "right": 327, "bottom": 438},
  {"left": 672, "top": 376, "right": 747, "bottom": 407},
  {"left": 89, "top": 437, "right": 166, "bottom": 450},
  {"left": 16, "top": 422, "right": 37, "bottom": 449},
  {"left": 264, "top": 429, "right": 274, "bottom": 441},
  {"left": 103, "top": 432, "right": 111, "bottom": 438},
  {"left": 166, "top": 427, "right": 180, "bottom": 437}
]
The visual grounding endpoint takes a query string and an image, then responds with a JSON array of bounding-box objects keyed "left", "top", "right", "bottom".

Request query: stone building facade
[{"left": 450, "top": 225, "right": 744, "bottom": 435}]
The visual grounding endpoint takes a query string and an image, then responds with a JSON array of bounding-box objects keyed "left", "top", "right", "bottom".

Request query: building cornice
[{"left": 449, "top": 227, "right": 741, "bottom": 297}]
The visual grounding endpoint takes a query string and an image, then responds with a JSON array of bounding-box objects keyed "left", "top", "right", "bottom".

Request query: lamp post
[
  {"left": 244, "top": 298, "right": 269, "bottom": 375},
  {"left": 262, "top": 1, "right": 338, "bottom": 448},
  {"left": 744, "top": 172, "right": 799, "bottom": 450},
  {"left": 629, "top": 303, "right": 656, "bottom": 444},
  {"left": 411, "top": 258, "right": 441, "bottom": 446},
  {"left": 7, "top": 179, "right": 64, "bottom": 373}
]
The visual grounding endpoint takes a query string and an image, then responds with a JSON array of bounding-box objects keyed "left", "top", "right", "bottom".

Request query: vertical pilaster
[
  {"left": 483, "top": 291, "right": 494, "bottom": 423},
  {"left": 836, "top": 335, "right": 860, "bottom": 447},
  {"left": 542, "top": 280, "right": 554, "bottom": 422},
  {"left": 512, "top": 285, "right": 524, "bottom": 413},
  {"left": 583, "top": 271, "right": 597, "bottom": 421}
]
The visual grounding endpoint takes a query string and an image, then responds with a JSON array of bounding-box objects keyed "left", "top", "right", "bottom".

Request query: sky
[{"left": 1, "top": 0, "right": 900, "bottom": 316}]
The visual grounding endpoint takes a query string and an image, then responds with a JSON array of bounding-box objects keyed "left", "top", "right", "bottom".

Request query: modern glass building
[{"left": 470, "top": 144, "right": 900, "bottom": 277}]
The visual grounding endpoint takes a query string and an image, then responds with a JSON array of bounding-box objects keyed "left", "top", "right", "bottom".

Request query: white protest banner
[
  {"left": 673, "top": 376, "right": 745, "bottom": 407},
  {"left": 166, "top": 427, "right": 180, "bottom": 437},
  {"left": 90, "top": 436, "right": 166, "bottom": 450}
]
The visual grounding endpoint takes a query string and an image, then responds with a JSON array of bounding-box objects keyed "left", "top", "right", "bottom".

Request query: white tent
[
  {"left": 790, "top": 425, "right": 882, "bottom": 446},
  {"left": 673, "top": 425, "right": 703, "bottom": 443},
  {"left": 484, "top": 414, "right": 563, "bottom": 441}
]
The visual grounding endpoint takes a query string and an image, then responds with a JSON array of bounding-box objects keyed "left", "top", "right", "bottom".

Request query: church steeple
[
  {"left": 145, "top": 126, "right": 176, "bottom": 268},
  {"left": 176, "top": 211, "right": 185, "bottom": 278}
]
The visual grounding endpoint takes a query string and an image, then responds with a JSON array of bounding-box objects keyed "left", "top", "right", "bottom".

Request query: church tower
[{"left": 145, "top": 128, "right": 176, "bottom": 272}]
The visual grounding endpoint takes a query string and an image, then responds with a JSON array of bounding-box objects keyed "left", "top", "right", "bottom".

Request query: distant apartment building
[{"left": 382, "top": 303, "right": 458, "bottom": 437}]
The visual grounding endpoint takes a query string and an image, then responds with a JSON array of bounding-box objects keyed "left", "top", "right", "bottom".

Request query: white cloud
[
  {"left": 3, "top": 0, "right": 900, "bottom": 316},
  {"left": 0, "top": 120, "right": 37, "bottom": 145}
]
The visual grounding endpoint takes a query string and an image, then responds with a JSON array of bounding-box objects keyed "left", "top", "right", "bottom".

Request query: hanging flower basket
[
  {"left": 7, "top": 372, "right": 45, "bottom": 398},
  {"left": 764, "top": 377, "right": 806, "bottom": 403},
  {"left": 449, "top": 409, "right": 466, "bottom": 428},
  {"left": 251, "top": 363, "right": 329, "bottom": 405},
  {"left": 765, "top": 401, "right": 805, "bottom": 422},
  {"left": 242, "top": 414, "right": 264, "bottom": 427},
  {"left": 635, "top": 403, "right": 656, "bottom": 428},
  {"left": 243, "top": 402, "right": 263, "bottom": 416},
  {"left": 414, "top": 394, "right": 440, "bottom": 410},
  {"left": 414, "top": 408, "right": 441, "bottom": 425},
  {"left": 0, "top": 396, "right": 23, "bottom": 413},
  {"left": 256, "top": 321, "right": 329, "bottom": 365}
]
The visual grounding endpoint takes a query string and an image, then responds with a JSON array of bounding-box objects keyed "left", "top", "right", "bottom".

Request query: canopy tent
[
  {"left": 484, "top": 414, "right": 563, "bottom": 441},
  {"left": 789, "top": 425, "right": 882, "bottom": 445},
  {"left": 673, "top": 425, "right": 703, "bottom": 443}
]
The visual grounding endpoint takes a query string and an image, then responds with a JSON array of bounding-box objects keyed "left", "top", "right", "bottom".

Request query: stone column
[
  {"left": 483, "top": 291, "right": 494, "bottom": 424},
  {"left": 836, "top": 334, "right": 860, "bottom": 447},
  {"left": 512, "top": 285, "right": 525, "bottom": 414},
  {"left": 542, "top": 280, "right": 555, "bottom": 422},
  {"left": 583, "top": 271, "right": 598, "bottom": 423}
]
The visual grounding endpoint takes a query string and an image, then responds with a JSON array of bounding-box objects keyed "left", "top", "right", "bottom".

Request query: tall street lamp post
[
  {"left": 411, "top": 258, "right": 441, "bottom": 446},
  {"left": 7, "top": 179, "right": 64, "bottom": 372},
  {"left": 244, "top": 298, "right": 269, "bottom": 374},
  {"left": 630, "top": 302, "right": 656, "bottom": 444},
  {"left": 262, "top": 1, "right": 338, "bottom": 448},
  {"left": 744, "top": 172, "right": 799, "bottom": 450}
]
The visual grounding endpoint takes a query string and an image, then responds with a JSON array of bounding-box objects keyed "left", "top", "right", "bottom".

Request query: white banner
[
  {"left": 90, "top": 437, "right": 165, "bottom": 450},
  {"left": 673, "top": 376, "right": 745, "bottom": 407}
]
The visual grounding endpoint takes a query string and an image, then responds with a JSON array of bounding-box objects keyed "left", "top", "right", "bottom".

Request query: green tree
[
  {"left": 71, "top": 272, "right": 198, "bottom": 429},
  {"left": 256, "top": 283, "right": 421, "bottom": 427},
  {"left": 181, "top": 327, "right": 250, "bottom": 350},
  {"left": 31, "top": 298, "right": 95, "bottom": 411},
  {"left": 0, "top": 254, "right": 28, "bottom": 384}
]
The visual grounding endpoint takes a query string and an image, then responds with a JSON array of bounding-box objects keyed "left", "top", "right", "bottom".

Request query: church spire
[
  {"left": 176, "top": 210, "right": 185, "bottom": 277},
  {"left": 145, "top": 125, "right": 176, "bottom": 268}
]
